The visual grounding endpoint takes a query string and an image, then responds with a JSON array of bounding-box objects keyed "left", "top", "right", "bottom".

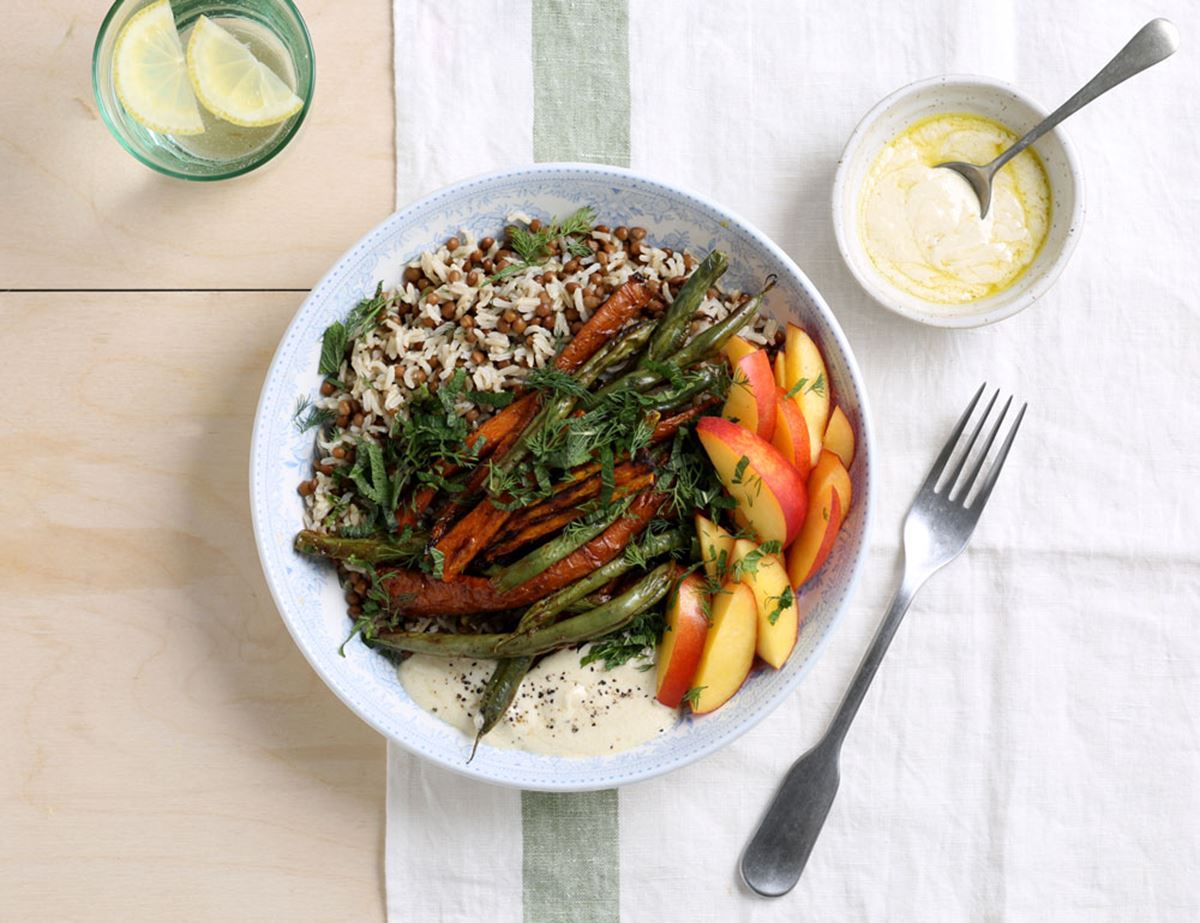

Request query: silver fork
[{"left": 740, "top": 384, "right": 1027, "bottom": 898}]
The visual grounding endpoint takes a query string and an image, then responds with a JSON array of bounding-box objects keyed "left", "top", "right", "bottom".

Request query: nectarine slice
[
  {"left": 696, "top": 416, "right": 808, "bottom": 547},
  {"left": 823, "top": 405, "right": 855, "bottom": 468},
  {"left": 722, "top": 348, "right": 776, "bottom": 440},
  {"left": 694, "top": 512, "right": 735, "bottom": 582},
  {"left": 783, "top": 324, "right": 830, "bottom": 468},
  {"left": 722, "top": 335, "right": 757, "bottom": 366},
  {"left": 773, "top": 351, "right": 787, "bottom": 389},
  {"left": 786, "top": 450, "right": 851, "bottom": 587},
  {"left": 730, "top": 539, "right": 799, "bottom": 669},
  {"left": 771, "top": 387, "right": 813, "bottom": 480},
  {"left": 810, "top": 448, "right": 852, "bottom": 513},
  {"left": 656, "top": 574, "right": 710, "bottom": 708},
  {"left": 689, "top": 581, "right": 757, "bottom": 714}
]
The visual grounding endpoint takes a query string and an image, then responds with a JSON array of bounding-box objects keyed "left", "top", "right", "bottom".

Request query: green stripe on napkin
[
  {"left": 522, "top": 789, "right": 620, "bottom": 923},
  {"left": 532, "top": 0, "right": 631, "bottom": 166},
  {"left": 523, "top": 1, "right": 630, "bottom": 921}
]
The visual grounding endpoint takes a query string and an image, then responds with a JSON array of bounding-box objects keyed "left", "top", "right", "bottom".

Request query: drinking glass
[{"left": 92, "top": 0, "right": 315, "bottom": 180}]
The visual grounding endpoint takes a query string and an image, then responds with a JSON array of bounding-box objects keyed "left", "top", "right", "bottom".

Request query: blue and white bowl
[{"left": 250, "top": 163, "right": 875, "bottom": 791}]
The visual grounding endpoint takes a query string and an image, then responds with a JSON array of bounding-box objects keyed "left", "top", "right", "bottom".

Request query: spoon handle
[{"left": 991, "top": 18, "right": 1179, "bottom": 174}]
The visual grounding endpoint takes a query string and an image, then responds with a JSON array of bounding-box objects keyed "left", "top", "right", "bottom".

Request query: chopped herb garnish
[
  {"left": 487, "top": 207, "right": 597, "bottom": 283},
  {"left": 681, "top": 686, "right": 707, "bottom": 706},
  {"left": 623, "top": 540, "right": 650, "bottom": 569},
  {"left": 731, "top": 541, "right": 781, "bottom": 581},
  {"left": 319, "top": 283, "right": 388, "bottom": 377},
  {"left": 319, "top": 322, "right": 348, "bottom": 377},
  {"left": 657, "top": 428, "right": 736, "bottom": 521},
  {"left": 785, "top": 371, "right": 826, "bottom": 400},
  {"left": 292, "top": 396, "right": 335, "bottom": 433},
  {"left": 525, "top": 366, "right": 592, "bottom": 401},
  {"left": 580, "top": 605, "right": 664, "bottom": 671},
  {"left": 337, "top": 556, "right": 404, "bottom": 655},
  {"left": 337, "top": 520, "right": 377, "bottom": 539},
  {"left": 428, "top": 547, "right": 446, "bottom": 580},
  {"left": 765, "top": 585, "right": 794, "bottom": 626},
  {"left": 467, "top": 389, "right": 515, "bottom": 409}
]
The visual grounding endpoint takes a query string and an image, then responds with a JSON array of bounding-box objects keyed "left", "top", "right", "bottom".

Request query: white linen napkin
[{"left": 387, "top": 1, "right": 1200, "bottom": 919}]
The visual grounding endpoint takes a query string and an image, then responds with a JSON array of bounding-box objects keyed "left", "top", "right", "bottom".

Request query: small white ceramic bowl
[{"left": 832, "top": 75, "right": 1085, "bottom": 328}]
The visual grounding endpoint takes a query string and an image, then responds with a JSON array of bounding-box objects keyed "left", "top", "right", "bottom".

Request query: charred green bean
[
  {"left": 643, "top": 251, "right": 728, "bottom": 364},
  {"left": 372, "top": 564, "right": 674, "bottom": 658},
  {"left": 293, "top": 530, "right": 424, "bottom": 563},
  {"left": 490, "top": 496, "right": 634, "bottom": 593}
]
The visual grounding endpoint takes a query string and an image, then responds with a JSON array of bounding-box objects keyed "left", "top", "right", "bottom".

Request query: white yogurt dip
[
  {"left": 859, "top": 113, "right": 1051, "bottom": 304},
  {"left": 399, "top": 645, "right": 678, "bottom": 757}
]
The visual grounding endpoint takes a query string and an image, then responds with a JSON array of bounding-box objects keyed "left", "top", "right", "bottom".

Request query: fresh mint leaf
[
  {"left": 319, "top": 321, "right": 348, "bottom": 376},
  {"left": 468, "top": 390, "right": 515, "bottom": 408},
  {"left": 766, "top": 585, "right": 794, "bottom": 626}
]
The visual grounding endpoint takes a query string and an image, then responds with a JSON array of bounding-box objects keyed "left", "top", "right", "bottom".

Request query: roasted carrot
[
  {"left": 381, "top": 569, "right": 514, "bottom": 616},
  {"left": 428, "top": 424, "right": 526, "bottom": 542},
  {"left": 384, "top": 491, "right": 665, "bottom": 615},
  {"left": 554, "top": 280, "right": 651, "bottom": 372},
  {"left": 431, "top": 285, "right": 653, "bottom": 579},
  {"left": 395, "top": 486, "right": 437, "bottom": 529},
  {"left": 394, "top": 393, "right": 540, "bottom": 528},
  {"left": 473, "top": 399, "right": 704, "bottom": 547},
  {"left": 500, "top": 461, "right": 653, "bottom": 531},
  {"left": 514, "top": 491, "right": 666, "bottom": 600},
  {"left": 429, "top": 497, "right": 513, "bottom": 580},
  {"left": 651, "top": 396, "right": 720, "bottom": 442},
  {"left": 469, "top": 393, "right": 540, "bottom": 453},
  {"left": 482, "top": 470, "right": 657, "bottom": 556}
]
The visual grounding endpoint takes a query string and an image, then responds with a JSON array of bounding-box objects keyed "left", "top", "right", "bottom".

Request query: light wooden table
[{"left": 2, "top": 4, "right": 394, "bottom": 918}]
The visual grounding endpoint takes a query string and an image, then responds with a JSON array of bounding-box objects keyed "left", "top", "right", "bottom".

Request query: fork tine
[
  {"left": 921, "top": 383, "right": 987, "bottom": 494},
  {"left": 942, "top": 388, "right": 999, "bottom": 497},
  {"left": 968, "top": 402, "right": 1027, "bottom": 510},
  {"left": 956, "top": 395, "right": 1013, "bottom": 501}
]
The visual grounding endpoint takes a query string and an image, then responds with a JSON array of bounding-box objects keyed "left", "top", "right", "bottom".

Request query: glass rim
[{"left": 92, "top": 0, "right": 316, "bottom": 182}]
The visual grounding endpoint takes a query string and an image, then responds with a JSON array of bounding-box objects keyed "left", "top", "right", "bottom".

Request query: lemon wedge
[
  {"left": 186, "top": 16, "right": 303, "bottom": 128},
  {"left": 113, "top": 0, "right": 204, "bottom": 135}
]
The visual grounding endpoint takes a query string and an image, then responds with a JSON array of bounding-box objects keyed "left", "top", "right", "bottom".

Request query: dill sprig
[
  {"left": 293, "top": 396, "right": 336, "bottom": 433},
  {"left": 488, "top": 207, "right": 597, "bottom": 283},
  {"left": 338, "top": 556, "right": 402, "bottom": 655},
  {"left": 580, "top": 605, "right": 664, "bottom": 671},
  {"left": 785, "top": 371, "right": 826, "bottom": 400},
  {"left": 657, "top": 428, "right": 737, "bottom": 521},
  {"left": 525, "top": 366, "right": 593, "bottom": 401},
  {"left": 680, "top": 686, "right": 707, "bottom": 707}
]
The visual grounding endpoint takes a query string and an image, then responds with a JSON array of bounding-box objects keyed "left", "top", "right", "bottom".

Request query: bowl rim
[
  {"left": 831, "top": 73, "right": 1086, "bottom": 329},
  {"left": 249, "top": 161, "right": 877, "bottom": 789}
]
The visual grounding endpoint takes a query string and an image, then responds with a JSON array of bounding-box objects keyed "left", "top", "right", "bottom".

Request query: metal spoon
[{"left": 938, "top": 18, "right": 1179, "bottom": 218}]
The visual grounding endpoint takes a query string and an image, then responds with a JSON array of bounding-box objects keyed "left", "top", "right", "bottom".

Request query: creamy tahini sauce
[
  {"left": 399, "top": 646, "right": 678, "bottom": 757},
  {"left": 859, "top": 113, "right": 1051, "bottom": 304}
]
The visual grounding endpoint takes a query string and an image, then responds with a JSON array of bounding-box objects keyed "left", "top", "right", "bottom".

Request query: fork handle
[
  {"left": 740, "top": 569, "right": 925, "bottom": 897},
  {"left": 825, "top": 569, "right": 923, "bottom": 747}
]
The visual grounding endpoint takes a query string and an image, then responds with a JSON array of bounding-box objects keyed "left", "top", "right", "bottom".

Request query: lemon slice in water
[
  {"left": 113, "top": 0, "right": 204, "bottom": 135},
  {"left": 186, "top": 16, "right": 303, "bottom": 128}
]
